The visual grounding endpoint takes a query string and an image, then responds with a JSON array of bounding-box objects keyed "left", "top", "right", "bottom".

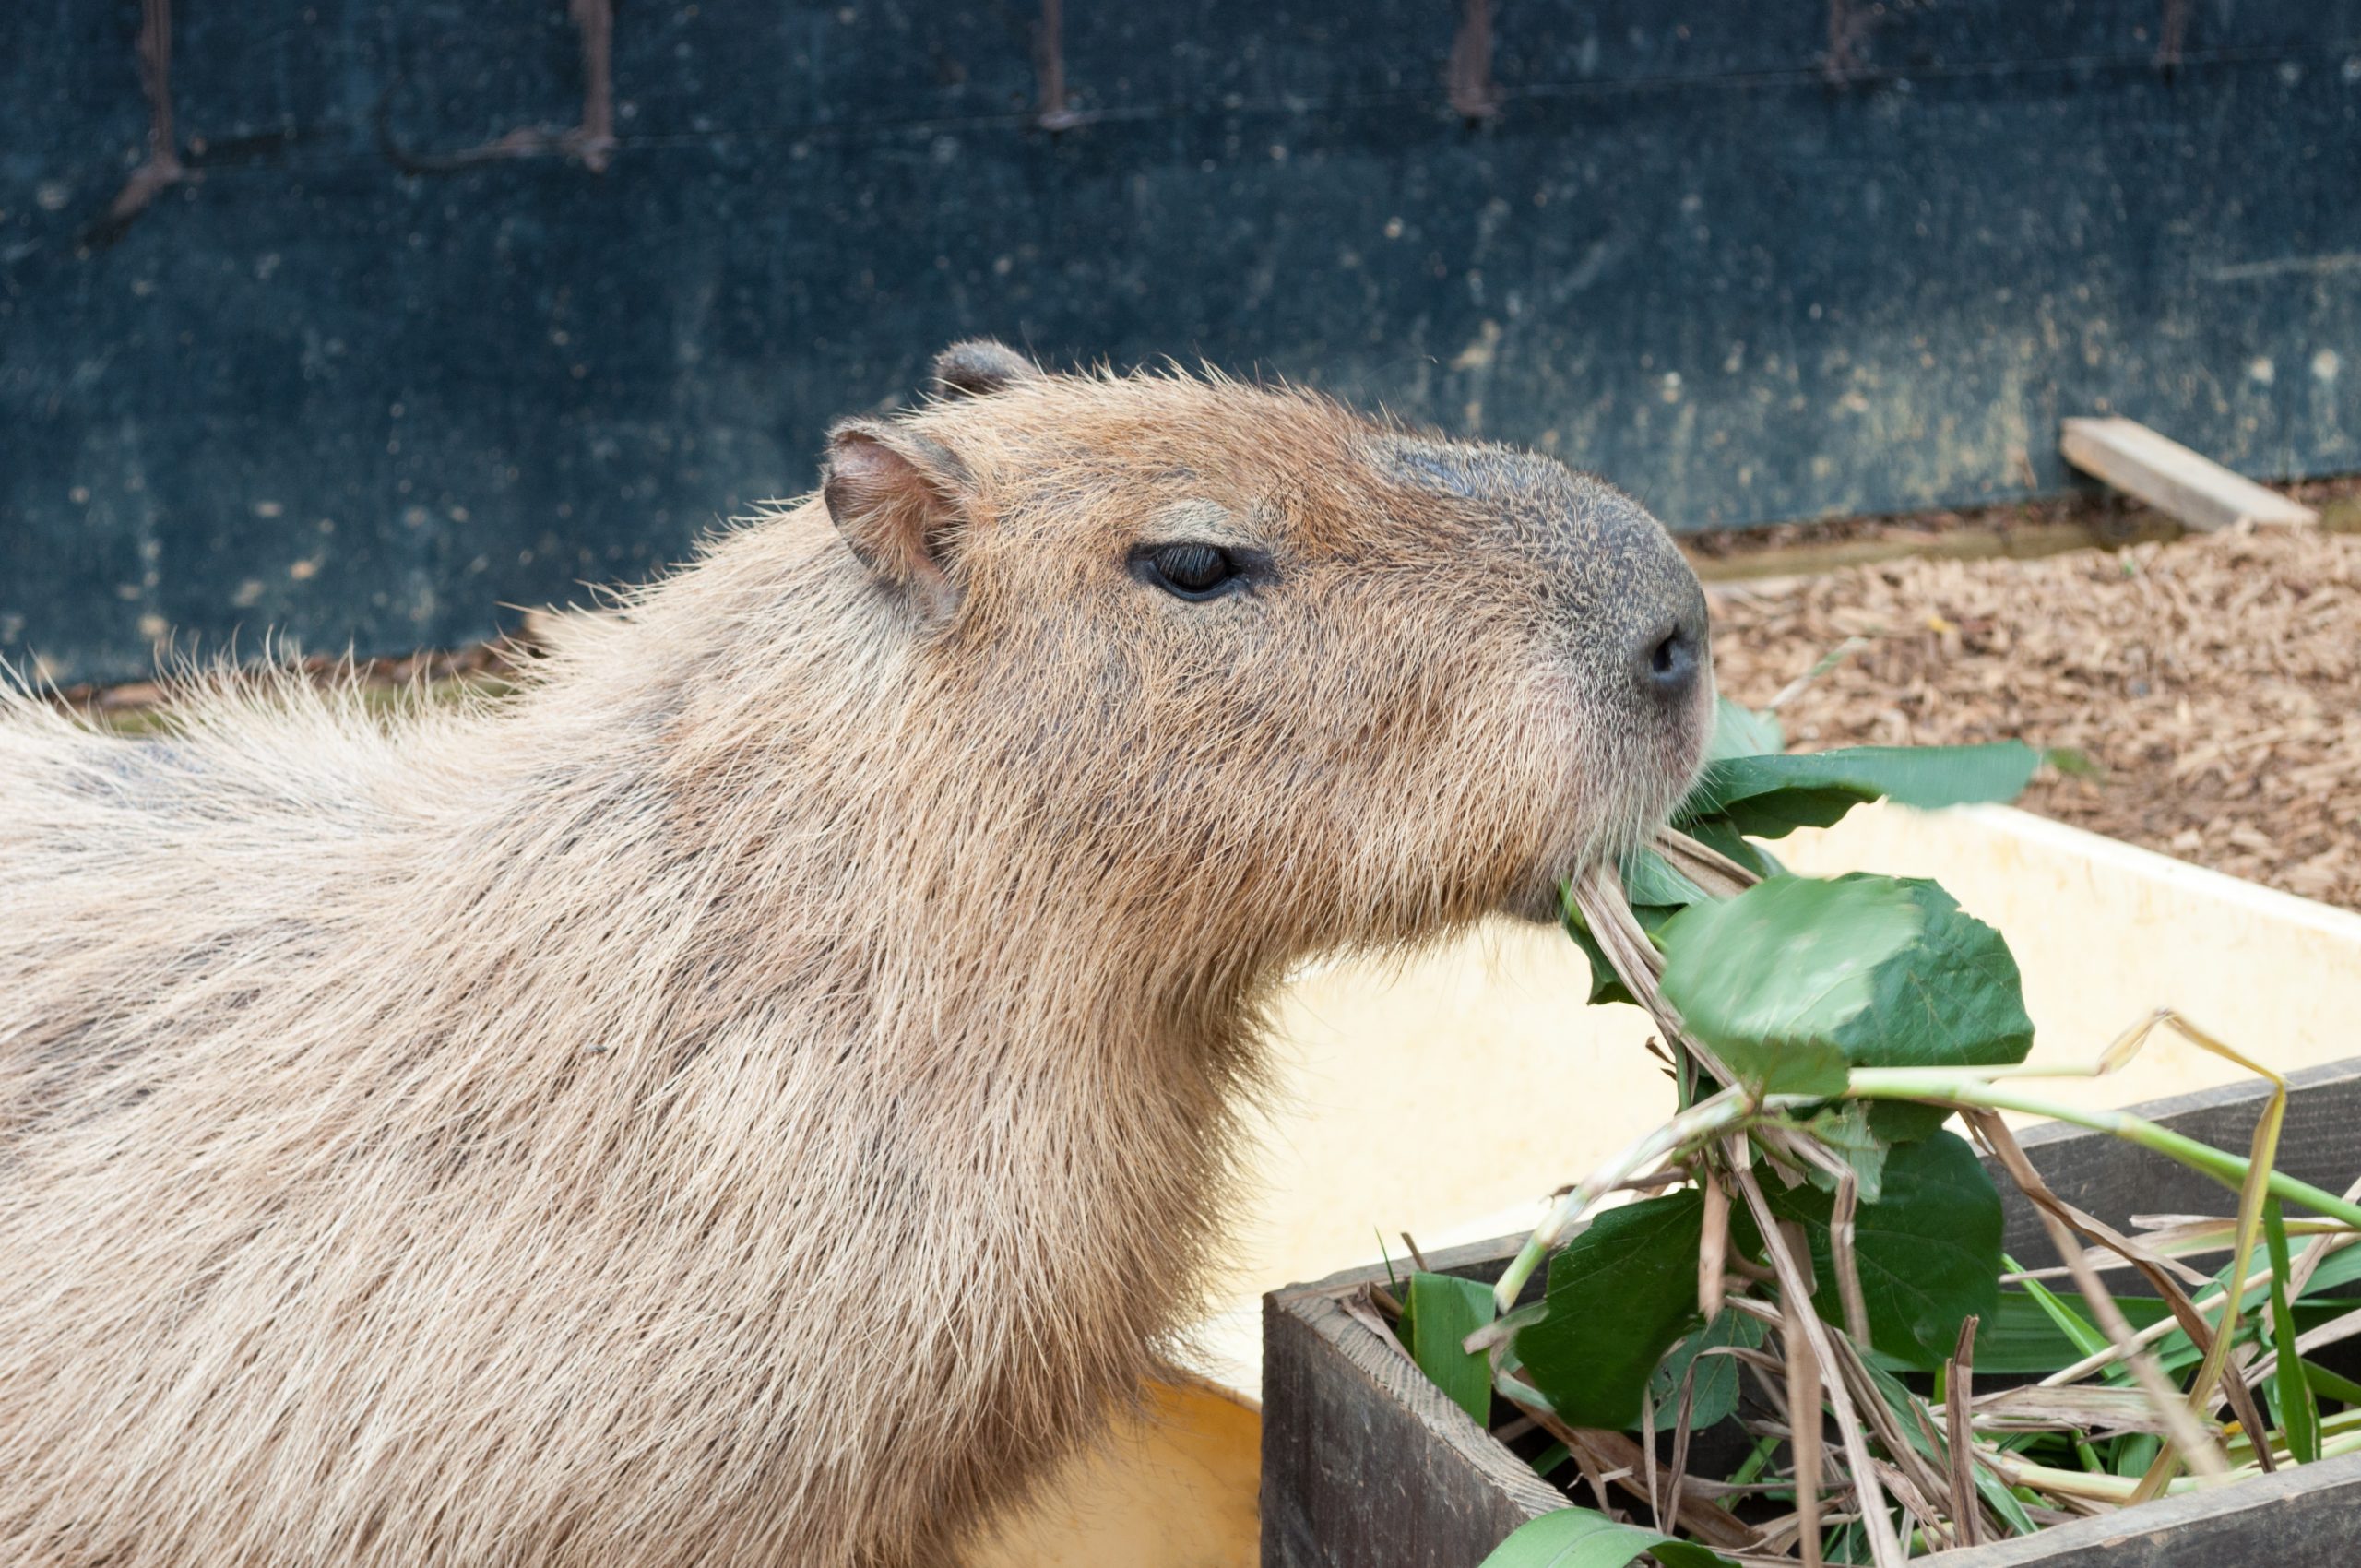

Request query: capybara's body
[{"left": 0, "top": 347, "right": 1712, "bottom": 1566}]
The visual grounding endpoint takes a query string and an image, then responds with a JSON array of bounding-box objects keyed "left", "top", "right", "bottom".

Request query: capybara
[{"left": 0, "top": 342, "right": 1713, "bottom": 1566}]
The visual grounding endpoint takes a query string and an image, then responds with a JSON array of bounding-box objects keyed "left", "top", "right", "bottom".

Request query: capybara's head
[{"left": 806, "top": 340, "right": 1711, "bottom": 965}]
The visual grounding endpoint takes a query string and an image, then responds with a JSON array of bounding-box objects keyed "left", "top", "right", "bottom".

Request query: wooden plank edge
[
  {"left": 2061, "top": 416, "right": 2319, "bottom": 531},
  {"left": 1930, "top": 1447, "right": 2361, "bottom": 1567},
  {"left": 1262, "top": 1252, "right": 1563, "bottom": 1567}
]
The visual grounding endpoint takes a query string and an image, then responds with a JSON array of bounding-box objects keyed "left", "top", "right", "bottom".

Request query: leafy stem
[
  {"left": 1833, "top": 1071, "right": 2361, "bottom": 1231},
  {"left": 1490, "top": 1086, "right": 1755, "bottom": 1313}
]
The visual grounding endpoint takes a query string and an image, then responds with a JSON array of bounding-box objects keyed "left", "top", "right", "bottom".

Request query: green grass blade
[
  {"left": 2112, "top": 1432, "right": 2162, "bottom": 1479},
  {"left": 2265, "top": 1200, "right": 2323, "bottom": 1463},
  {"left": 2000, "top": 1254, "right": 2115, "bottom": 1369},
  {"left": 2289, "top": 1242, "right": 2361, "bottom": 1299},
  {"left": 2299, "top": 1360, "right": 2361, "bottom": 1407},
  {"left": 1856, "top": 1351, "right": 2037, "bottom": 1537},
  {"left": 1726, "top": 1433, "right": 1781, "bottom": 1488},
  {"left": 1405, "top": 1271, "right": 1497, "bottom": 1427}
]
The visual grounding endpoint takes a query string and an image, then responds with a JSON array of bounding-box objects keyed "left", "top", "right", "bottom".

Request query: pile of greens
[{"left": 1372, "top": 700, "right": 2361, "bottom": 1567}]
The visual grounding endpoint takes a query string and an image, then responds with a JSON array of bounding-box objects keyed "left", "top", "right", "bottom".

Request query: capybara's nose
[{"left": 1636, "top": 613, "right": 1703, "bottom": 707}]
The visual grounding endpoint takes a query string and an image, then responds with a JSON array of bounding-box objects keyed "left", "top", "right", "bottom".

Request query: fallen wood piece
[{"left": 2060, "top": 417, "right": 2319, "bottom": 531}]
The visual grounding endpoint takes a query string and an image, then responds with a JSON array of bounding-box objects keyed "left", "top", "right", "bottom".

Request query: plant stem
[
  {"left": 2035, "top": 1253, "right": 2324, "bottom": 1388},
  {"left": 1490, "top": 1084, "right": 1753, "bottom": 1313},
  {"left": 1833, "top": 1072, "right": 2361, "bottom": 1231},
  {"left": 1730, "top": 1151, "right": 1906, "bottom": 1568},
  {"left": 1987, "top": 1426, "right": 2361, "bottom": 1503}
]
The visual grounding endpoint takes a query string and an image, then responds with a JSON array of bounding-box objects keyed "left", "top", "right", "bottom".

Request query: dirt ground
[{"left": 1708, "top": 519, "right": 2361, "bottom": 913}]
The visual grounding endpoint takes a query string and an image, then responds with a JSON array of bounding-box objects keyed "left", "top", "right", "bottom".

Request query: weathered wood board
[
  {"left": 1262, "top": 1242, "right": 1565, "bottom": 1568},
  {"left": 2061, "top": 417, "right": 2319, "bottom": 531},
  {"left": 1262, "top": 1057, "right": 2361, "bottom": 1567},
  {"left": 1933, "top": 1451, "right": 2361, "bottom": 1568}
]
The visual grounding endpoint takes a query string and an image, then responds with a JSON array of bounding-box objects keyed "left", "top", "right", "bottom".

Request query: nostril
[{"left": 1641, "top": 622, "right": 1700, "bottom": 700}]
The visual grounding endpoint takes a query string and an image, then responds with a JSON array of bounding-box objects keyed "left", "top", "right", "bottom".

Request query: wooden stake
[{"left": 2060, "top": 417, "right": 2318, "bottom": 531}]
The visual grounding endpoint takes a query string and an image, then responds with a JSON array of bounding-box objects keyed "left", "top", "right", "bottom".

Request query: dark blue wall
[{"left": 6, "top": 3, "right": 2359, "bottom": 683}]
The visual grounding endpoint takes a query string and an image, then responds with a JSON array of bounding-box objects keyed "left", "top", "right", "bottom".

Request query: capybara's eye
[{"left": 1142, "top": 542, "right": 1240, "bottom": 600}]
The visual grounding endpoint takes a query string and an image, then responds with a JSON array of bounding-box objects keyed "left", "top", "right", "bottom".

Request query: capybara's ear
[
  {"left": 823, "top": 419, "right": 974, "bottom": 604},
  {"left": 931, "top": 339, "right": 1041, "bottom": 399}
]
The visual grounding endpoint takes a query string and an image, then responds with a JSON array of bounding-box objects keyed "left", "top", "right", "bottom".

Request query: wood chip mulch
[{"left": 1708, "top": 523, "right": 2361, "bottom": 913}]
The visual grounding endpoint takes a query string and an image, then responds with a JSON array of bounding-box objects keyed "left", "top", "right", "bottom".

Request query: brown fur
[{"left": 0, "top": 348, "right": 1711, "bottom": 1566}]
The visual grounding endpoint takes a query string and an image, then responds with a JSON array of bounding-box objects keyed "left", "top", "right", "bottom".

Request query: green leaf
[
  {"left": 2299, "top": 1359, "right": 2361, "bottom": 1407},
  {"left": 1714, "top": 784, "right": 1882, "bottom": 840},
  {"left": 1980, "top": 1476, "right": 2043, "bottom": 1539},
  {"left": 1656, "top": 874, "right": 2032, "bottom": 1112},
  {"left": 1648, "top": 1308, "right": 1767, "bottom": 1431},
  {"left": 1755, "top": 1132, "right": 2005, "bottom": 1369},
  {"left": 1656, "top": 875, "right": 1920, "bottom": 1098},
  {"left": 1857, "top": 880, "right": 2035, "bottom": 1140},
  {"left": 1515, "top": 1191, "right": 1704, "bottom": 1431},
  {"left": 2263, "top": 1201, "right": 2323, "bottom": 1463},
  {"left": 2288, "top": 1241, "right": 2361, "bottom": 1299},
  {"left": 1621, "top": 847, "right": 1714, "bottom": 909},
  {"left": 1478, "top": 1505, "right": 1737, "bottom": 1568},
  {"left": 1565, "top": 927, "right": 1631, "bottom": 1007},
  {"left": 1853, "top": 1355, "right": 2039, "bottom": 1538},
  {"left": 1706, "top": 697, "right": 1785, "bottom": 763},
  {"left": 1677, "top": 742, "right": 2041, "bottom": 840},
  {"left": 2113, "top": 1432, "right": 2163, "bottom": 1479},
  {"left": 2004, "top": 1258, "right": 2117, "bottom": 1372},
  {"left": 1678, "top": 815, "right": 1787, "bottom": 881},
  {"left": 1972, "top": 1289, "right": 2169, "bottom": 1373},
  {"left": 1968, "top": 1288, "right": 2353, "bottom": 1376},
  {"left": 1405, "top": 1271, "right": 1498, "bottom": 1427},
  {"left": 1804, "top": 1102, "right": 1889, "bottom": 1204}
]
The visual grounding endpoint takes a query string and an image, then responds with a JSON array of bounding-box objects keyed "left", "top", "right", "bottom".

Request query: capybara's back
[{"left": 0, "top": 344, "right": 1713, "bottom": 1566}]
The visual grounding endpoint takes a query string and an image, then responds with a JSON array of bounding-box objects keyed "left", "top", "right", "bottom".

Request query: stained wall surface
[{"left": 6, "top": 3, "right": 2359, "bottom": 681}]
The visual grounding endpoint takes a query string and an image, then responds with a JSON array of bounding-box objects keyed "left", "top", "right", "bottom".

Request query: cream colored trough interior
[{"left": 974, "top": 804, "right": 2361, "bottom": 1567}]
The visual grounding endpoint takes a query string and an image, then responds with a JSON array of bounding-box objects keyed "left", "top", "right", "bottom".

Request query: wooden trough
[{"left": 1263, "top": 1060, "right": 2361, "bottom": 1568}]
